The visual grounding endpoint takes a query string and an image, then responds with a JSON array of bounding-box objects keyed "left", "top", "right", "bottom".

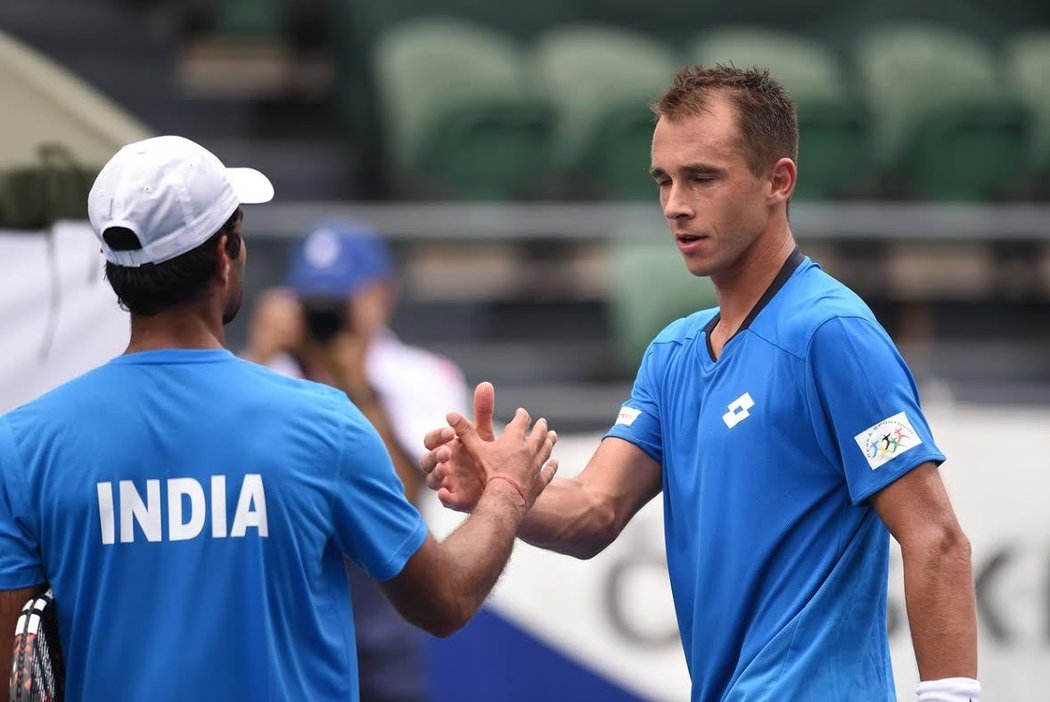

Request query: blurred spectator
[{"left": 244, "top": 221, "right": 468, "bottom": 702}]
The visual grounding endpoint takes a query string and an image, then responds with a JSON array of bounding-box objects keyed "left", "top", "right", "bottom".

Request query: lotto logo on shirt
[{"left": 853, "top": 412, "right": 923, "bottom": 470}]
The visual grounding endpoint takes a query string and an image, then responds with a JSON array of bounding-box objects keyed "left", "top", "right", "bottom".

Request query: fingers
[
  {"left": 539, "top": 458, "right": 559, "bottom": 487},
  {"left": 527, "top": 418, "right": 552, "bottom": 447},
  {"left": 437, "top": 486, "right": 471, "bottom": 514},
  {"left": 541, "top": 430, "right": 558, "bottom": 463},
  {"left": 473, "top": 382, "right": 496, "bottom": 441},
  {"left": 505, "top": 407, "right": 532, "bottom": 436},
  {"left": 422, "top": 425, "right": 456, "bottom": 452},
  {"left": 446, "top": 411, "right": 482, "bottom": 451},
  {"left": 420, "top": 443, "right": 451, "bottom": 477}
]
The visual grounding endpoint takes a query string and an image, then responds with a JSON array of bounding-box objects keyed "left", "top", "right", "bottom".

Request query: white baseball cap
[{"left": 88, "top": 135, "right": 274, "bottom": 267}]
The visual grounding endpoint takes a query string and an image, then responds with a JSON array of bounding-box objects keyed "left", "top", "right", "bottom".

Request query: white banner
[{"left": 0, "top": 222, "right": 128, "bottom": 414}]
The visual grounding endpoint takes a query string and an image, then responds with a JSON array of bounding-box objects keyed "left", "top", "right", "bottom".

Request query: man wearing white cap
[{"left": 0, "top": 136, "right": 559, "bottom": 702}]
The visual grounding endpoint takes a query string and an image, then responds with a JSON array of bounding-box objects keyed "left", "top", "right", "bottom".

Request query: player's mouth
[{"left": 675, "top": 233, "right": 708, "bottom": 254}]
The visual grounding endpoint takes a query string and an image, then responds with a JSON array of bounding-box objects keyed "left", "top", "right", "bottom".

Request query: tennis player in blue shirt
[
  {"left": 0, "top": 136, "right": 558, "bottom": 702},
  {"left": 421, "top": 66, "right": 980, "bottom": 701}
]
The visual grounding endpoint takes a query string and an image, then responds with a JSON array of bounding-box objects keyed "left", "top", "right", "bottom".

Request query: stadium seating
[
  {"left": 531, "top": 25, "right": 675, "bottom": 200},
  {"left": 607, "top": 237, "right": 717, "bottom": 367},
  {"left": 690, "top": 27, "right": 872, "bottom": 199},
  {"left": 1005, "top": 32, "right": 1050, "bottom": 194},
  {"left": 215, "top": 0, "right": 284, "bottom": 39},
  {"left": 855, "top": 22, "right": 1030, "bottom": 200},
  {"left": 373, "top": 17, "right": 554, "bottom": 199}
]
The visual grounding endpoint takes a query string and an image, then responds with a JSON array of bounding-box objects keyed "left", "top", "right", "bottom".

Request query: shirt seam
[
  {"left": 850, "top": 449, "right": 946, "bottom": 505},
  {"left": 650, "top": 310, "right": 719, "bottom": 349},
  {"left": 600, "top": 431, "right": 661, "bottom": 464},
  {"left": 802, "top": 315, "right": 881, "bottom": 362}
]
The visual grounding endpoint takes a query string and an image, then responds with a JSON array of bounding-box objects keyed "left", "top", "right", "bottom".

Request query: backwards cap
[{"left": 88, "top": 135, "right": 274, "bottom": 267}]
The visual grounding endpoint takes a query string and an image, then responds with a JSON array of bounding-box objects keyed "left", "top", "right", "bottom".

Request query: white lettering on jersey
[
  {"left": 120, "top": 479, "right": 161, "bottom": 543},
  {"left": 168, "top": 478, "right": 206, "bottom": 541},
  {"left": 722, "top": 392, "right": 755, "bottom": 429},
  {"left": 97, "top": 483, "right": 115, "bottom": 545},
  {"left": 853, "top": 411, "right": 923, "bottom": 470},
  {"left": 231, "top": 474, "right": 268, "bottom": 538},
  {"left": 616, "top": 406, "right": 642, "bottom": 427},
  {"left": 97, "top": 474, "right": 268, "bottom": 544},
  {"left": 211, "top": 475, "right": 227, "bottom": 538}
]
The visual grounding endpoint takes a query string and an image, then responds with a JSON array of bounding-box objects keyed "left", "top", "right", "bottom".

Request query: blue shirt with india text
[{"left": 0, "top": 349, "right": 427, "bottom": 702}]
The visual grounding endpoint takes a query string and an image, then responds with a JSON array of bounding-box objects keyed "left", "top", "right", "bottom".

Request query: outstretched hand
[{"left": 420, "top": 382, "right": 558, "bottom": 512}]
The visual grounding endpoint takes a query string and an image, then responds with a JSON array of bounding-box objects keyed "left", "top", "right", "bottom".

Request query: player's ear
[
  {"left": 215, "top": 234, "right": 231, "bottom": 283},
  {"left": 768, "top": 157, "right": 796, "bottom": 206}
]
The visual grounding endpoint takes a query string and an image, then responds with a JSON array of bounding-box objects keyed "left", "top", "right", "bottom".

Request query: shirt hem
[{"left": 850, "top": 450, "right": 946, "bottom": 505}]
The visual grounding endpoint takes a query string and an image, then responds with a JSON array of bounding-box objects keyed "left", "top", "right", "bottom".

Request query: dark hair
[
  {"left": 104, "top": 210, "right": 242, "bottom": 316},
  {"left": 653, "top": 64, "right": 799, "bottom": 176}
]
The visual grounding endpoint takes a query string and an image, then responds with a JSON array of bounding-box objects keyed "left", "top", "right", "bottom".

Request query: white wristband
[{"left": 916, "top": 677, "right": 981, "bottom": 702}]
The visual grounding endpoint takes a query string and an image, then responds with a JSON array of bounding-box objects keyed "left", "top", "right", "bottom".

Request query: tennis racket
[{"left": 9, "top": 588, "right": 64, "bottom": 702}]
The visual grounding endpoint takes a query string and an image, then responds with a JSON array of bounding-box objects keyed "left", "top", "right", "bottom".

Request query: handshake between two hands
[{"left": 419, "top": 382, "right": 559, "bottom": 513}]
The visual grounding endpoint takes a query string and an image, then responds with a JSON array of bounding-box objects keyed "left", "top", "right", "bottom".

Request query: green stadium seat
[
  {"left": 607, "top": 238, "right": 717, "bottom": 367},
  {"left": 216, "top": 0, "right": 284, "bottom": 39},
  {"left": 374, "top": 18, "right": 554, "bottom": 199},
  {"left": 690, "top": 27, "right": 871, "bottom": 199},
  {"left": 1005, "top": 32, "right": 1050, "bottom": 190},
  {"left": 855, "top": 23, "right": 1030, "bottom": 200},
  {"left": 531, "top": 26, "right": 675, "bottom": 200}
]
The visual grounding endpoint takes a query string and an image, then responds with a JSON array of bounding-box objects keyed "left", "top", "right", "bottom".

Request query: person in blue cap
[{"left": 245, "top": 221, "right": 469, "bottom": 702}]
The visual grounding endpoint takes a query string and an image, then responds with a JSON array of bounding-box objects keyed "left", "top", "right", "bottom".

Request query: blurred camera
[{"left": 300, "top": 298, "right": 348, "bottom": 343}]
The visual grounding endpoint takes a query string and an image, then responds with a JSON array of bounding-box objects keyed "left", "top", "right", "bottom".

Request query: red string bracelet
[{"left": 486, "top": 475, "right": 528, "bottom": 508}]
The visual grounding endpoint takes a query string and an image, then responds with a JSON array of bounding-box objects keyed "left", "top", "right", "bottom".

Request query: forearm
[
  {"left": 902, "top": 535, "right": 978, "bottom": 680},
  {"left": 431, "top": 481, "right": 527, "bottom": 631},
  {"left": 518, "top": 477, "right": 619, "bottom": 559}
]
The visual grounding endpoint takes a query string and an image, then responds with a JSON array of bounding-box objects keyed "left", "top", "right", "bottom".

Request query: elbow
[
  {"left": 419, "top": 591, "right": 473, "bottom": 639},
  {"left": 568, "top": 503, "right": 622, "bottom": 561},
  {"left": 425, "top": 613, "right": 465, "bottom": 639},
  {"left": 904, "top": 522, "right": 972, "bottom": 569},
  {"left": 935, "top": 524, "right": 972, "bottom": 565}
]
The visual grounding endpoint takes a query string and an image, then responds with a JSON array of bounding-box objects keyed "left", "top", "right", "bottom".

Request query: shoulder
[
  {"left": 651, "top": 307, "right": 719, "bottom": 348},
  {"left": 235, "top": 357, "right": 359, "bottom": 417},
  {"left": 754, "top": 259, "right": 884, "bottom": 359}
]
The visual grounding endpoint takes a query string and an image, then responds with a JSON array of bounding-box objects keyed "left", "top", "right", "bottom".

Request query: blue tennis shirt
[
  {"left": 0, "top": 349, "right": 427, "bottom": 701},
  {"left": 606, "top": 251, "right": 944, "bottom": 701}
]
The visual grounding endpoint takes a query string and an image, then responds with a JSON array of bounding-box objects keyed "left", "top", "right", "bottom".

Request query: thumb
[
  {"left": 474, "top": 381, "right": 496, "bottom": 441},
  {"left": 539, "top": 458, "right": 559, "bottom": 487}
]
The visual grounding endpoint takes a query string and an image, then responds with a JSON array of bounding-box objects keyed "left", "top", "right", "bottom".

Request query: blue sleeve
[
  {"left": 0, "top": 422, "right": 45, "bottom": 589},
  {"left": 604, "top": 344, "right": 663, "bottom": 464},
  {"left": 805, "top": 316, "right": 945, "bottom": 505},
  {"left": 331, "top": 405, "right": 427, "bottom": 582}
]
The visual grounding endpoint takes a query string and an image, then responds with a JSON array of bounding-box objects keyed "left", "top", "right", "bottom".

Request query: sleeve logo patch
[
  {"left": 616, "top": 406, "right": 642, "bottom": 427},
  {"left": 853, "top": 411, "right": 923, "bottom": 470}
]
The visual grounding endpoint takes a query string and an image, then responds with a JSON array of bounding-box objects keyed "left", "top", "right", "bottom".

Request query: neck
[
  {"left": 125, "top": 304, "right": 225, "bottom": 354},
  {"left": 711, "top": 221, "right": 796, "bottom": 330}
]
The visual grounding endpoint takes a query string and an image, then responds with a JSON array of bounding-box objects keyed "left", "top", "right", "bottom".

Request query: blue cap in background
[{"left": 286, "top": 221, "right": 394, "bottom": 298}]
